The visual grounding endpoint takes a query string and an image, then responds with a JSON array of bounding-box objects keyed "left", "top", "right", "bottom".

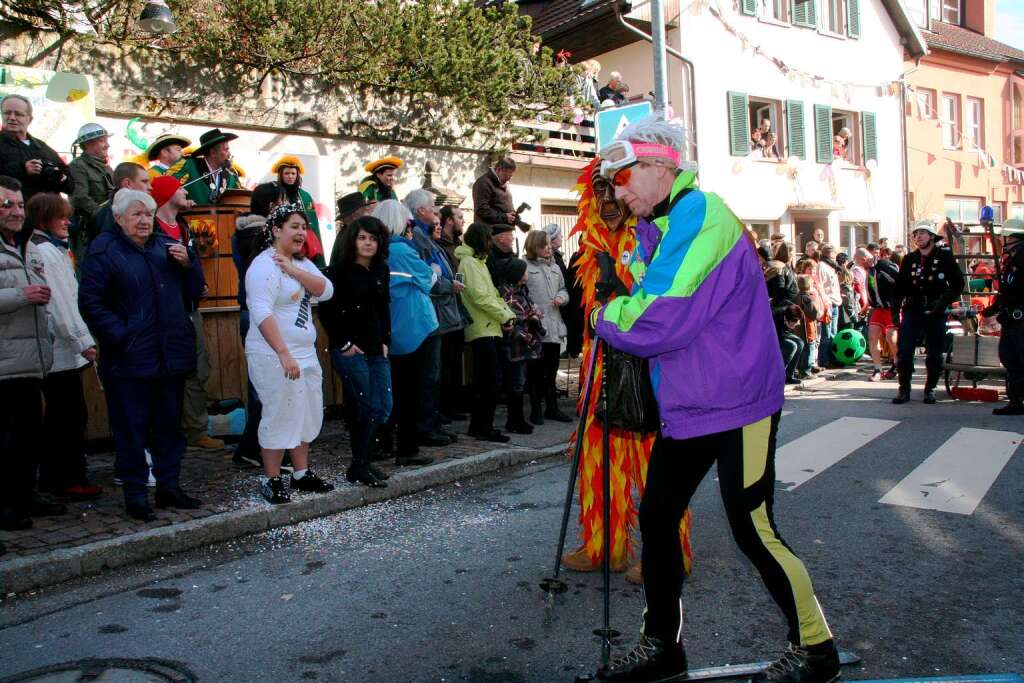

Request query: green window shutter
[
  {"left": 814, "top": 104, "right": 833, "bottom": 164},
  {"left": 792, "top": 0, "right": 816, "bottom": 27},
  {"left": 741, "top": 0, "right": 757, "bottom": 15},
  {"left": 846, "top": 0, "right": 861, "bottom": 38},
  {"left": 786, "top": 100, "right": 806, "bottom": 160},
  {"left": 728, "top": 91, "right": 751, "bottom": 157},
  {"left": 862, "top": 111, "right": 877, "bottom": 162}
]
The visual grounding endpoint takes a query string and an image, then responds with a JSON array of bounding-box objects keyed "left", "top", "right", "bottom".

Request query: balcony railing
[{"left": 512, "top": 117, "right": 597, "bottom": 167}]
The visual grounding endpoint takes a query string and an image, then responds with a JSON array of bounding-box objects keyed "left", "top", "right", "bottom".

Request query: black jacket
[
  {"left": 895, "top": 247, "right": 965, "bottom": 314},
  {"left": 867, "top": 259, "right": 899, "bottom": 310},
  {"left": 765, "top": 261, "right": 799, "bottom": 334},
  {"left": 320, "top": 260, "right": 391, "bottom": 356},
  {"left": 983, "top": 243, "right": 1024, "bottom": 324},
  {"left": 472, "top": 170, "right": 514, "bottom": 225},
  {"left": 486, "top": 248, "right": 516, "bottom": 289},
  {"left": 0, "top": 132, "right": 74, "bottom": 203}
]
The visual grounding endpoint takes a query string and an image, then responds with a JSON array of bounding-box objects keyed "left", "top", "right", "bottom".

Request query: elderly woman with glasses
[{"left": 79, "top": 188, "right": 206, "bottom": 522}]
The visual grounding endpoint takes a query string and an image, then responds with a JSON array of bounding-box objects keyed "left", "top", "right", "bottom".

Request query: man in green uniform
[
  {"left": 173, "top": 128, "right": 239, "bottom": 205},
  {"left": 892, "top": 220, "right": 965, "bottom": 405},
  {"left": 146, "top": 133, "right": 191, "bottom": 179},
  {"left": 983, "top": 218, "right": 1024, "bottom": 415}
]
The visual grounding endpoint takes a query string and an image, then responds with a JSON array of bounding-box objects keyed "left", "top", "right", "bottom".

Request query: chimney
[{"left": 963, "top": 0, "right": 997, "bottom": 37}]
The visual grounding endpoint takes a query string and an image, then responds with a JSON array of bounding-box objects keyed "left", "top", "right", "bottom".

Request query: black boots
[
  {"left": 994, "top": 401, "right": 1024, "bottom": 415},
  {"left": 892, "top": 387, "right": 910, "bottom": 404},
  {"left": 752, "top": 641, "right": 840, "bottom": 683},
  {"left": 154, "top": 487, "right": 202, "bottom": 509},
  {"left": 505, "top": 392, "right": 534, "bottom": 434},
  {"left": 347, "top": 423, "right": 388, "bottom": 487},
  {"left": 596, "top": 635, "right": 688, "bottom": 682}
]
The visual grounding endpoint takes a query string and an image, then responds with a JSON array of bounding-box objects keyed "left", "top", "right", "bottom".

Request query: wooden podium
[{"left": 180, "top": 188, "right": 253, "bottom": 310}]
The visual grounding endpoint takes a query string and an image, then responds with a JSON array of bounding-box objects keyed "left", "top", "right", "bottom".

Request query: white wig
[
  {"left": 373, "top": 199, "right": 413, "bottom": 237},
  {"left": 112, "top": 188, "right": 156, "bottom": 217},
  {"left": 616, "top": 115, "right": 695, "bottom": 170}
]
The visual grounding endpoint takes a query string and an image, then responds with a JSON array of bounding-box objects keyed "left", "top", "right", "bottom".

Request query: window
[
  {"left": 945, "top": 196, "right": 982, "bottom": 224},
  {"left": 832, "top": 110, "right": 860, "bottom": 164},
  {"left": 941, "top": 93, "right": 961, "bottom": 149},
  {"left": 929, "top": 0, "right": 960, "bottom": 25},
  {"left": 1012, "top": 203, "right": 1024, "bottom": 221},
  {"left": 727, "top": 92, "right": 792, "bottom": 159},
  {"left": 915, "top": 88, "right": 936, "bottom": 118},
  {"left": 989, "top": 203, "right": 1004, "bottom": 225},
  {"left": 1012, "top": 78, "right": 1024, "bottom": 167},
  {"left": 824, "top": 0, "right": 845, "bottom": 34},
  {"left": 965, "top": 98, "right": 983, "bottom": 150},
  {"left": 840, "top": 222, "right": 876, "bottom": 255},
  {"left": 758, "top": 0, "right": 788, "bottom": 22},
  {"left": 747, "top": 222, "right": 776, "bottom": 242}
]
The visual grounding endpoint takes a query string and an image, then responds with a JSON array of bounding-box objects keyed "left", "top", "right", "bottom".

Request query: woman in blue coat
[
  {"left": 372, "top": 200, "right": 439, "bottom": 467},
  {"left": 79, "top": 189, "right": 206, "bottom": 522}
]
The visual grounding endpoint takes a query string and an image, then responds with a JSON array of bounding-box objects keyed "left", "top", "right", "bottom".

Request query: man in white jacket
[
  {"left": 816, "top": 243, "right": 843, "bottom": 367},
  {"left": 0, "top": 175, "right": 62, "bottom": 535}
]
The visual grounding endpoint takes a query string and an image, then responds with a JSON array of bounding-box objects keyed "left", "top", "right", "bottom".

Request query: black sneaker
[
  {"left": 290, "top": 470, "right": 335, "bottom": 493},
  {"left": 368, "top": 464, "right": 390, "bottom": 480},
  {"left": 752, "top": 641, "right": 840, "bottom": 683},
  {"left": 923, "top": 389, "right": 937, "bottom": 405},
  {"left": 994, "top": 402, "right": 1024, "bottom": 415},
  {"left": 892, "top": 389, "right": 910, "bottom": 404},
  {"left": 261, "top": 476, "right": 290, "bottom": 504},
  {"left": 154, "top": 487, "right": 202, "bottom": 509},
  {"left": 596, "top": 635, "right": 687, "bottom": 682}
]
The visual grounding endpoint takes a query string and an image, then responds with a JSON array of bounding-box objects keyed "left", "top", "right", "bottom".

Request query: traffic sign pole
[{"left": 651, "top": 0, "right": 669, "bottom": 117}]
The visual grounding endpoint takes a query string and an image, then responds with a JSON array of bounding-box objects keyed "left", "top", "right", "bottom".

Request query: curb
[{"left": 0, "top": 443, "right": 569, "bottom": 596}]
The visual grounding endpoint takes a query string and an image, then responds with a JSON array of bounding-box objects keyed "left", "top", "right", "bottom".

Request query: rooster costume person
[{"left": 561, "top": 158, "right": 693, "bottom": 579}]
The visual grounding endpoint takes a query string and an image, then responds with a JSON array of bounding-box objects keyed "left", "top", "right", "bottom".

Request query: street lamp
[{"left": 137, "top": 0, "right": 177, "bottom": 35}]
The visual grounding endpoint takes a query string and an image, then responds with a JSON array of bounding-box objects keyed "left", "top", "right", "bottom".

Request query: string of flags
[{"left": 704, "top": 2, "right": 903, "bottom": 103}]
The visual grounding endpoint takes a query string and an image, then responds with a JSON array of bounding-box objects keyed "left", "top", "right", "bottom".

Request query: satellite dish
[{"left": 138, "top": 0, "right": 177, "bottom": 35}]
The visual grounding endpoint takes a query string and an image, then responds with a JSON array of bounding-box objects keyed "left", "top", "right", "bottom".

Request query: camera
[
  {"left": 514, "top": 202, "right": 532, "bottom": 233},
  {"left": 39, "top": 160, "right": 65, "bottom": 187}
]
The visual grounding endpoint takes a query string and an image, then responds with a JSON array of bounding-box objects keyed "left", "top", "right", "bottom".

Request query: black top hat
[
  {"left": 337, "top": 192, "right": 369, "bottom": 220},
  {"left": 195, "top": 128, "right": 239, "bottom": 156}
]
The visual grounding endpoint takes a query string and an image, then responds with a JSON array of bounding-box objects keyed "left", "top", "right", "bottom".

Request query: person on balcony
[{"left": 598, "top": 71, "right": 626, "bottom": 107}]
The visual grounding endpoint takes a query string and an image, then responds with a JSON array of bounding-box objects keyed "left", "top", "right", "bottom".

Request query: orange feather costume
[{"left": 564, "top": 159, "right": 693, "bottom": 574}]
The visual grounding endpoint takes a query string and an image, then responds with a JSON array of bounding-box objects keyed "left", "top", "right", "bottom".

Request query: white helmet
[
  {"left": 910, "top": 219, "right": 940, "bottom": 238},
  {"left": 74, "top": 122, "right": 110, "bottom": 148}
]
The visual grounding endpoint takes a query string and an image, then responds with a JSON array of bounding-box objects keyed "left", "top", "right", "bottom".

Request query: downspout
[
  {"left": 900, "top": 61, "right": 921, "bottom": 245},
  {"left": 614, "top": 3, "right": 699, "bottom": 165}
]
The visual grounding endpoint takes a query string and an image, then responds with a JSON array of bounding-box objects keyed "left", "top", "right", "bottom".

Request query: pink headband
[{"left": 631, "top": 142, "right": 682, "bottom": 167}]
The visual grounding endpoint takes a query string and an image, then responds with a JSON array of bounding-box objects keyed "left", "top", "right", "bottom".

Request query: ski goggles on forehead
[{"left": 599, "top": 140, "right": 682, "bottom": 179}]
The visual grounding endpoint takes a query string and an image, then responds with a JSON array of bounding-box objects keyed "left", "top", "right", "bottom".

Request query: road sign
[{"left": 594, "top": 101, "right": 653, "bottom": 152}]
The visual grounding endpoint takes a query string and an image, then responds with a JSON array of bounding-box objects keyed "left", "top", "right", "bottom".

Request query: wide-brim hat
[
  {"left": 365, "top": 156, "right": 404, "bottom": 174},
  {"left": 74, "top": 122, "right": 111, "bottom": 148},
  {"left": 146, "top": 133, "right": 192, "bottom": 161},
  {"left": 195, "top": 128, "right": 239, "bottom": 156},
  {"left": 271, "top": 155, "right": 305, "bottom": 175},
  {"left": 337, "top": 192, "right": 368, "bottom": 219},
  {"left": 1002, "top": 218, "right": 1024, "bottom": 237}
]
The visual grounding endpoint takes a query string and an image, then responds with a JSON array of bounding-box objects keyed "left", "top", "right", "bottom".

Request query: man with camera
[
  {"left": 0, "top": 95, "right": 74, "bottom": 215},
  {"left": 472, "top": 157, "right": 529, "bottom": 231}
]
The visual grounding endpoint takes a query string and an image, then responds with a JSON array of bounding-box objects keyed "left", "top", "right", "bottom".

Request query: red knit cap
[{"left": 150, "top": 175, "right": 182, "bottom": 208}]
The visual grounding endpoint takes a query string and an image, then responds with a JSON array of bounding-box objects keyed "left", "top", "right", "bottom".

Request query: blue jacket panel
[
  {"left": 387, "top": 236, "right": 438, "bottom": 355},
  {"left": 79, "top": 228, "right": 205, "bottom": 379}
]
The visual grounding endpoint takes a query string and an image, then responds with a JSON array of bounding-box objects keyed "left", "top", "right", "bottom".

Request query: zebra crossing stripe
[
  {"left": 776, "top": 417, "right": 899, "bottom": 491},
  {"left": 781, "top": 411, "right": 793, "bottom": 417},
  {"left": 879, "top": 428, "right": 1022, "bottom": 515}
]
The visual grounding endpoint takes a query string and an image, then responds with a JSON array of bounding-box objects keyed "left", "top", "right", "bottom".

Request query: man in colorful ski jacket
[{"left": 592, "top": 117, "right": 839, "bottom": 683}]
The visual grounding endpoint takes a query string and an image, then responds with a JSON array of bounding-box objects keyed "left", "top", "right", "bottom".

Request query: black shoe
[
  {"left": 468, "top": 428, "right": 511, "bottom": 443},
  {"left": 395, "top": 453, "right": 434, "bottom": 466},
  {"left": 505, "top": 421, "right": 534, "bottom": 435},
  {"left": 596, "top": 635, "right": 687, "bottom": 682},
  {"left": 530, "top": 407, "right": 545, "bottom": 426},
  {"left": 0, "top": 508, "right": 32, "bottom": 531},
  {"left": 994, "top": 402, "right": 1024, "bottom": 415},
  {"left": 290, "top": 470, "right": 335, "bottom": 493},
  {"left": 438, "top": 428, "right": 458, "bottom": 444},
  {"left": 786, "top": 377, "right": 802, "bottom": 385},
  {"left": 417, "top": 432, "right": 450, "bottom": 447},
  {"left": 30, "top": 498, "right": 67, "bottom": 517},
  {"left": 923, "top": 389, "right": 937, "bottom": 405},
  {"left": 125, "top": 501, "right": 157, "bottom": 522},
  {"left": 346, "top": 465, "right": 388, "bottom": 488},
  {"left": 892, "top": 389, "right": 911, "bottom": 404},
  {"left": 232, "top": 451, "right": 262, "bottom": 469},
  {"left": 544, "top": 407, "right": 574, "bottom": 423},
  {"left": 368, "top": 464, "right": 390, "bottom": 480},
  {"left": 752, "top": 641, "right": 840, "bottom": 683},
  {"left": 155, "top": 487, "right": 203, "bottom": 510},
  {"left": 261, "top": 476, "right": 290, "bottom": 504}
]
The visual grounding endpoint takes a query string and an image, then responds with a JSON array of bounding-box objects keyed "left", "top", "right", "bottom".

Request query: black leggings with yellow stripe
[{"left": 639, "top": 412, "right": 832, "bottom": 647}]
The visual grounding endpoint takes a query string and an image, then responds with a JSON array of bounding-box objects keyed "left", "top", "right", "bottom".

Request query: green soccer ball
[{"left": 832, "top": 328, "right": 867, "bottom": 365}]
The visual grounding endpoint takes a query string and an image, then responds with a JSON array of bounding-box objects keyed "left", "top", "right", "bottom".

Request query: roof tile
[{"left": 923, "top": 21, "right": 1024, "bottom": 64}]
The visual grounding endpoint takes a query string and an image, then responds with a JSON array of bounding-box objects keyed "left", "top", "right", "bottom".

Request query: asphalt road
[{"left": 1, "top": 374, "right": 1022, "bottom": 682}]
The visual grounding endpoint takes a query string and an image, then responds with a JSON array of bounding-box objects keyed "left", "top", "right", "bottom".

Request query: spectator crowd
[{"left": 0, "top": 94, "right": 577, "bottom": 555}]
